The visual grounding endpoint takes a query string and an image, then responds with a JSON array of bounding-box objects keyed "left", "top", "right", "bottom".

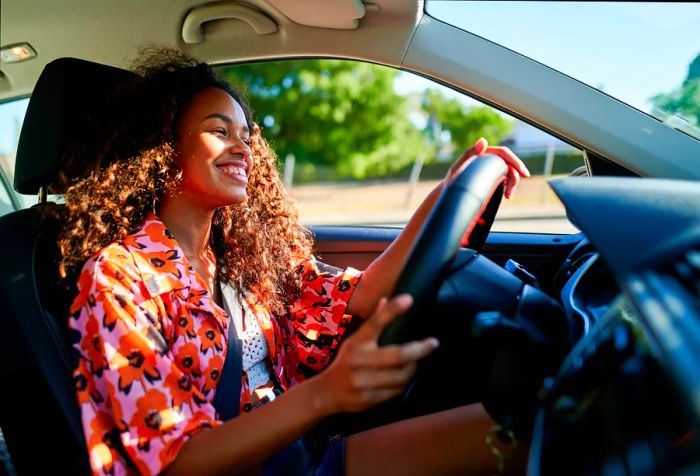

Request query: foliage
[
  {"left": 688, "top": 54, "right": 700, "bottom": 82},
  {"left": 651, "top": 52, "right": 700, "bottom": 126},
  {"left": 420, "top": 89, "right": 512, "bottom": 161},
  {"left": 219, "top": 60, "right": 512, "bottom": 179}
]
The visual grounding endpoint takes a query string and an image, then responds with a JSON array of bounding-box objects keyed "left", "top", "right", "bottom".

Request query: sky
[
  {"left": 2, "top": 2, "right": 699, "bottom": 156},
  {"left": 421, "top": 1, "right": 700, "bottom": 114}
]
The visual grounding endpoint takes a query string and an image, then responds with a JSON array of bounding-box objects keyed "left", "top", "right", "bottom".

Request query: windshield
[{"left": 426, "top": 1, "right": 700, "bottom": 140}]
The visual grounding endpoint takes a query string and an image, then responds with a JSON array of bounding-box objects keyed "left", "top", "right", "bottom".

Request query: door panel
[{"left": 311, "top": 225, "right": 583, "bottom": 294}]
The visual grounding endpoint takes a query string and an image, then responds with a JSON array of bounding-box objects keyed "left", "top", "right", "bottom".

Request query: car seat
[{"left": 0, "top": 58, "right": 136, "bottom": 474}]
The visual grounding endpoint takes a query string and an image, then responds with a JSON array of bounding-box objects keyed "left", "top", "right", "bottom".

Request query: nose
[
  {"left": 229, "top": 136, "right": 251, "bottom": 157},
  {"left": 229, "top": 136, "right": 253, "bottom": 169}
]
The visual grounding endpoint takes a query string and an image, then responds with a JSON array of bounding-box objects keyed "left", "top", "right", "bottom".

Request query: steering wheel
[
  {"left": 378, "top": 154, "right": 508, "bottom": 346},
  {"left": 327, "top": 155, "right": 513, "bottom": 435}
]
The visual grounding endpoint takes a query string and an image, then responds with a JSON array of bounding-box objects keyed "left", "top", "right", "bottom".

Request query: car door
[{"left": 312, "top": 226, "right": 582, "bottom": 298}]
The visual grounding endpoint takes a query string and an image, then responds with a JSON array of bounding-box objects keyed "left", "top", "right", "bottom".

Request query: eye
[{"left": 211, "top": 128, "right": 228, "bottom": 137}]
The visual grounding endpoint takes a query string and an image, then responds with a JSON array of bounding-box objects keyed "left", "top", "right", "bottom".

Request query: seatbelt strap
[
  {"left": 212, "top": 283, "right": 243, "bottom": 420},
  {"left": 212, "top": 282, "right": 315, "bottom": 475}
]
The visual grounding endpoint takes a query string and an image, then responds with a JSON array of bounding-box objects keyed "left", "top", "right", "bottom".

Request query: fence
[{"left": 282, "top": 143, "right": 585, "bottom": 187}]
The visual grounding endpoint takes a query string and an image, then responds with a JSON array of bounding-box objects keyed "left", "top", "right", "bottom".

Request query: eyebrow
[
  {"left": 204, "top": 113, "right": 231, "bottom": 123},
  {"left": 204, "top": 113, "right": 250, "bottom": 134}
]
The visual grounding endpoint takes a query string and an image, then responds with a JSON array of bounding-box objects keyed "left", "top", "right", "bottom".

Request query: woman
[{"left": 62, "top": 49, "right": 530, "bottom": 476}]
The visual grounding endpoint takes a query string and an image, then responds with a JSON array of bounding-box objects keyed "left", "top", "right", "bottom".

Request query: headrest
[{"left": 14, "top": 58, "right": 137, "bottom": 194}]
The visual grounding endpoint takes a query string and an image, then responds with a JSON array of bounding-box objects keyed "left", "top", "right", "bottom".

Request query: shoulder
[
  {"left": 295, "top": 256, "right": 361, "bottom": 283},
  {"left": 294, "top": 255, "right": 361, "bottom": 304},
  {"left": 70, "top": 240, "right": 143, "bottom": 313},
  {"left": 293, "top": 255, "right": 331, "bottom": 277},
  {"left": 70, "top": 214, "right": 190, "bottom": 313}
]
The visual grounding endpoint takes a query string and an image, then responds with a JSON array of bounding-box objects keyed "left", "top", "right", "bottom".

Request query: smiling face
[{"left": 173, "top": 87, "right": 252, "bottom": 210}]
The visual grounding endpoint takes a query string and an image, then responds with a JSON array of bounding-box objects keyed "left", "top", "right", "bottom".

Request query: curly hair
[{"left": 57, "top": 47, "right": 312, "bottom": 313}]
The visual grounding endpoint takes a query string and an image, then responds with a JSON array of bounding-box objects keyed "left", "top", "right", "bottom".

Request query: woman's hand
[
  {"left": 446, "top": 137, "right": 531, "bottom": 199},
  {"left": 314, "top": 294, "right": 438, "bottom": 415}
]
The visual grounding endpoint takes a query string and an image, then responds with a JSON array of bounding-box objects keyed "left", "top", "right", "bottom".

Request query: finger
[
  {"left": 399, "top": 337, "right": 440, "bottom": 362},
  {"left": 474, "top": 137, "right": 488, "bottom": 155},
  {"left": 352, "top": 338, "right": 439, "bottom": 368},
  {"left": 449, "top": 137, "right": 489, "bottom": 177},
  {"left": 352, "top": 296, "right": 387, "bottom": 340},
  {"left": 360, "top": 294, "right": 413, "bottom": 340},
  {"left": 485, "top": 146, "right": 530, "bottom": 177},
  {"left": 352, "top": 364, "right": 417, "bottom": 389},
  {"left": 351, "top": 344, "right": 406, "bottom": 368},
  {"left": 505, "top": 168, "right": 519, "bottom": 199},
  {"left": 359, "top": 387, "right": 404, "bottom": 407},
  {"left": 459, "top": 137, "right": 488, "bottom": 162}
]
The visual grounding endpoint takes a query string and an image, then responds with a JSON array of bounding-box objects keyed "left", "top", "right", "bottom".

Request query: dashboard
[{"left": 526, "top": 177, "right": 700, "bottom": 475}]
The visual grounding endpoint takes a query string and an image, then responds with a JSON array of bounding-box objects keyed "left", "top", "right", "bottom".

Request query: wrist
[{"left": 307, "top": 373, "right": 337, "bottom": 418}]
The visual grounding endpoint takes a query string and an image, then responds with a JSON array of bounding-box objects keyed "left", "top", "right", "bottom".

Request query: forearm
[
  {"left": 166, "top": 377, "right": 331, "bottom": 476},
  {"left": 347, "top": 181, "right": 445, "bottom": 318}
]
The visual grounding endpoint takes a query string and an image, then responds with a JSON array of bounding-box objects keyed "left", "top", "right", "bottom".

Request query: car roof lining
[
  {"left": 0, "top": 0, "right": 422, "bottom": 99},
  {"left": 264, "top": 0, "right": 368, "bottom": 30}
]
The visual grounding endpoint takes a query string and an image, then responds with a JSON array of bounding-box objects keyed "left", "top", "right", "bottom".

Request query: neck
[{"left": 158, "top": 196, "right": 216, "bottom": 261}]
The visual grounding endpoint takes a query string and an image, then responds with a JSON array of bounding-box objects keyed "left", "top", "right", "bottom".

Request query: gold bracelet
[{"left": 485, "top": 424, "right": 518, "bottom": 475}]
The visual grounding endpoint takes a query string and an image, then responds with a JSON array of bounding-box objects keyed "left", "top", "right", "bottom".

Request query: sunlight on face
[{"left": 173, "top": 87, "right": 252, "bottom": 210}]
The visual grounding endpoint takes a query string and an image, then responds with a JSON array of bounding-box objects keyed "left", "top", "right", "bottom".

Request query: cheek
[
  {"left": 176, "top": 136, "right": 225, "bottom": 172},
  {"left": 181, "top": 134, "right": 226, "bottom": 157},
  {"left": 200, "top": 135, "right": 226, "bottom": 157}
]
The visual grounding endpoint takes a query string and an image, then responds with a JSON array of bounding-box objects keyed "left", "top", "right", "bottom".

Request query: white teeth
[{"left": 220, "top": 165, "right": 247, "bottom": 178}]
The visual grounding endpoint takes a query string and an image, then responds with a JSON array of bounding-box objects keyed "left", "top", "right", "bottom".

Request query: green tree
[
  {"left": 218, "top": 60, "right": 513, "bottom": 179},
  {"left": 651, "top": 52, "right": 700, "bottom": 126},
  {"left": 219, "top": 60, "right": 426, "bottom": 179},
  {"left": 687, "top": 53, "right": 700, "bottom": 82},
  {"left": 420, "top": 89, "right": 512, "bottom": 160}
]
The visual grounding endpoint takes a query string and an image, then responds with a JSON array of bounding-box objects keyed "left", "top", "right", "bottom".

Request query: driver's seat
[{"left": 0, "top": 58, "right": 136, "bottom": 474}]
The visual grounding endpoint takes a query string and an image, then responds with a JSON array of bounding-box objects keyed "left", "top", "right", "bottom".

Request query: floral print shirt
[{"left": 69, "top": 214, "right": 361, "bottom": 475}]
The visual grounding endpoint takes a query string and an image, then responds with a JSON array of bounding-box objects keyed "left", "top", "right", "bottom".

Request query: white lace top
[{"left": 220, "top": 283, "right": 275, "bottom": 398}]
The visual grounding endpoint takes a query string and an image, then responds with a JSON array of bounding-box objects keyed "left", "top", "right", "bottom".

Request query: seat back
[{"left": 0, "top": 58, "right": 135, "bottom": 474}]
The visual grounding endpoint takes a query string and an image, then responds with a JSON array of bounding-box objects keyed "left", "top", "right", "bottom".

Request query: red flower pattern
[{"left": 69, "top": 213, "right": 361, "bottom": 475}]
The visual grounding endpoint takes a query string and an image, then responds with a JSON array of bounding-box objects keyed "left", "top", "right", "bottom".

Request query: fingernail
[{"left": 428, "top": 338, "right": 440, "bottom": 349}]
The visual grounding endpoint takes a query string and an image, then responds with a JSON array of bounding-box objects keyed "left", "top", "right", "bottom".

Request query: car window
[
  {"left": 426, "top": 1, "right": 700, "bottom": 141},
  {"left": 0, "top": 98, "right": 35, "bottom": 214},
  {"left": 0, "top": 168, "right": 15, "bottom": 217},
  {"left": 216, "top": 60, "right": 582, "bottom": 234}
]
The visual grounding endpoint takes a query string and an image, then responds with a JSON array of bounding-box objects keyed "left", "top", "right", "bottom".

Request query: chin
[{"left": 220, "top": 192, "right": 248, "bottom": 208}]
